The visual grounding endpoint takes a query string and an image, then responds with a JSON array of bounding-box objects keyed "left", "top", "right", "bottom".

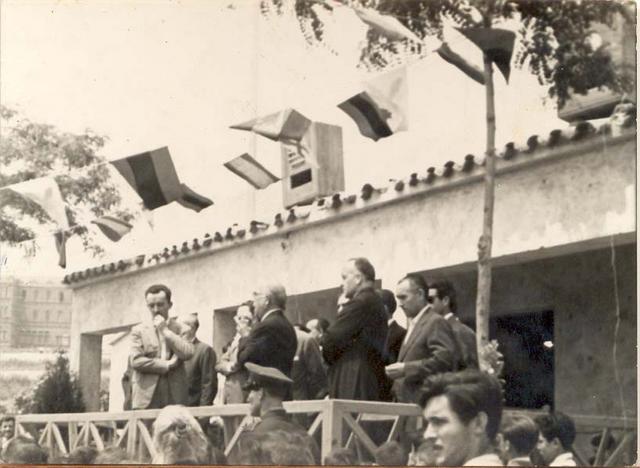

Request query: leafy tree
[
  {"left": 261, "top": 0, "right": 635, "bottom": 368},
  {"left": 14, "top": 350, "right": 85, "bottom": 414},
  {"left": 0, "top": 106, "right": 136, "bottom": 256}
]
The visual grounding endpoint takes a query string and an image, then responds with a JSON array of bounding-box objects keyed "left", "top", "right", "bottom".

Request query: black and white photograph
[{"left": 0, "top": 0, "right": 636, "bottom": 465}]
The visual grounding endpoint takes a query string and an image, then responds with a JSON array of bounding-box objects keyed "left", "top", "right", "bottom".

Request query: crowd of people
[{"left": 0, "top": 257, "right": 582, "bottom": 466}]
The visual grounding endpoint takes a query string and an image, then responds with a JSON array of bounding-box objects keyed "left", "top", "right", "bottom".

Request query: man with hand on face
[
  {"left": 129, "top": 284, "right": 194, "bottom": 410},
  {"left": 237, "top": 283, "right": 297, "bottom": 378},
  {"left": 322, "top": 257, "right": 388, "bottom": 401},
  {"left": 385, "top": 274, "right": 458, "bottom": 404}
]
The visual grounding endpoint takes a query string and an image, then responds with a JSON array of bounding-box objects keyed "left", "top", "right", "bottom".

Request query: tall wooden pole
[{"left": 475, "top": 48, "right": 496, "bottom": 372}]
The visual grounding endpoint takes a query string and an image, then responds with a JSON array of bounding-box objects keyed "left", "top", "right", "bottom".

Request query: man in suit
[
  {"left": 429, "top": 279, "right": 478, "bottom": 369},
  {"left": 129, "top": 284, "right": 195, "bottom": 410},
  {"left": 385, "top": 274, "right": 458, "bottom": 404},
  {"left": 180, "top": 313, "right": 217, "bottom": 407},
  {"left": 322, "top": 258, "right": 388, "bottom": 401},
  {"left": 237, "top": 283, "right": 297, "bottom": 378},
  {"left": 292, "top": 324, "right": 328, "bottom": 401},
  {"left": 379, "top": 289, "right": 406, "bottom": 401}
]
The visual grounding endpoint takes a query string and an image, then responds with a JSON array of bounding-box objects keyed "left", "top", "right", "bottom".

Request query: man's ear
[{"left": 472, "top": 411, "right": 489, "bottom": 436}]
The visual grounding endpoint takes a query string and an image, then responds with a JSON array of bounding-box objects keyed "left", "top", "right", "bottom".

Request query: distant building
[{"left": 0, "top": 277, "right": 72, "bottom": 349}]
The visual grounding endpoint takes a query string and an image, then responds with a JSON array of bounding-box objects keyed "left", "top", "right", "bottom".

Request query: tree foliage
[
  {"left": 262, "top": 0, "right": 635, "bottom": 107},
  {"left": 14, "top": 350, "right": 85, "bottom": 414},
  {"left": 0, "top": 106, "right": 135, "bottom": 256}
]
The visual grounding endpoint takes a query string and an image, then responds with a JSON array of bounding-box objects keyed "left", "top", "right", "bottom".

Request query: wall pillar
[{"left": 79, "top": 333, "right": 103, "bottom": 411}]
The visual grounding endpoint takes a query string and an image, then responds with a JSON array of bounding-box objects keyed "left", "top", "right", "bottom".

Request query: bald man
[
  {"left": 237, "top": 283, "right": 297, "bottom": 377},
  {"left": 180, "top": 313, "right": 217, "bottom": 407}
]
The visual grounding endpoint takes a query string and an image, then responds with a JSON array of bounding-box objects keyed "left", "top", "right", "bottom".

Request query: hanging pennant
[
  {"left": 223, "top": 153, "right": 280, "bottom": 189},
  {"left": 91, "top": 215, "right": 133, "bottom": 242},
  {"left": 457, "top": 27, "right": 516, "bottom": 82},
  {"left": 8, "top": 177, "right": 69, "bottom": 229}
]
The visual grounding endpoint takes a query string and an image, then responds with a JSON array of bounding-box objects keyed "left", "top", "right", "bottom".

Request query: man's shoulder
[{"left": 131, "top": 322, "right": 151, "bottom": 334}]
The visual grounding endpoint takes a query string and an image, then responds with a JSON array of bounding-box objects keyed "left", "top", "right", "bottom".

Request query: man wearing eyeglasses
[
  {"left": 384, "top": 273, "right": 458, "bottom": 404},
  {"left": 237, "top": 283, "right": 297, "bottom": 378}
]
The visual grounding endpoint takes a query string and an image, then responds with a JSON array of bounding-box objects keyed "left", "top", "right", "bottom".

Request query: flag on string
[
  {"left": 223, "top": 153, "right": 280, "bottom": 189},
  {"left": 338, "top": 66, "right": 408, "bottom": 141},
  {"left": 176, "top": 183, "right": 214, "bottom": 212},
  {"left": 352, "top": 7, "right": 422, "bottom": 43},
  {"left": 91, "top": 215, "right": 133, "bottom": 242},
  {"left": 230, "top": 108, "right": 311, "bottom": 142},
  {"left": 110, "top": 147, "right": 183, "bottom": 210},
  {"left": 436, "top": 41, "right": 486, "bottom": 85},
  {"left": 458, "top": 27, "right": 516, "bottom": 82},
  {"left": 8, "top": 177, "right": 69, "bottom": 228},
  {"left": 54, "top": 230, "right": 66, "bottom": 268}
]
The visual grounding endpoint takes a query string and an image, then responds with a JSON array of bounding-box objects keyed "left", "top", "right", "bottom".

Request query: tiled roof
[{"left": 62, "top": 122, "right": 634, "bottom": 286}]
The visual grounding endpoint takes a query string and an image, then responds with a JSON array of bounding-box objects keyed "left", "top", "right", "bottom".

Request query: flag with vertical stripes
[
  {"left": 223, "top": 153, "right": 280, "bottom": 189},
  {"left": 8, "top": 177, "right": 69, "bottom": 229},
  {"left": 110, "top": 147, "right": 183, "bottom": 210},
  {"left": 436, "top": 41, "right": 486, "bottom": 85},
  {"left": 338, "top": 66, "right": 408, "bottom": 141},
  {"left": 91, "top": 215, "right": 133, "bottom": 242},
  {"left": 54, "top": 230, "right": 66, "bottom": 268},
  {"left": 176, "top": 183, "right": 214, "bottom": 212}
]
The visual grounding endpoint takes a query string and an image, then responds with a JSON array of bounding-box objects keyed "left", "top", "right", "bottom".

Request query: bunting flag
[
  {"left": 338, "top": 66, "right": 408, "bottom": 141},
  {"left": 458, "top": 27, "right": 516, "bottom": 82},
  {"left": 176, "top": 183, "right": 214, "bottom": 212},
  {"left": 224, "top": 153, "right": 280, "bottom": 189},
  {"left": 436, "top": 41, "right": 486, "bottom": 85},
  {"left": 91, "top": 215, "right": 133, "bottom": 242},
  {"left": 110, "top": 147, "right": 183, "bottom": 210},
  {"left": 352, "top": 7, "right": 422, "bottom": 43},
  {"left": 230, "top": 108, "right": 311, "bottom": 142},
  {"left": 54, "top": 230, "right": 66, "bottom": 268},
  {"left": 8, "top": 177, "right": 69, "bottom": 228}
]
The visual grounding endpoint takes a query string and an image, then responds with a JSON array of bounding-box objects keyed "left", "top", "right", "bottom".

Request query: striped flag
[
  {"left": 230, "top": 108, "right": 311, "bottom": 142},
  {"left": 458, "top": 28, "right": 516, "bottom": 82},
  {"left": 437, "top": 41, "right": 485, "bottom": 85},
  {"left": 8, "top": 177, "right": 69, "bottom": 229},
  {"left": 54, "top": 230, "right": 66, "bottom": 268},
  {"left": 176, "top": 183, "right": 214, "bottom": 212},
  {"left": 91, "top": 215, "right": 133, "bottom": 242},
  {"left": 110, "top": 147, "right": 182, "bottom": 210},
  {"left": 338, "top": 66, "right": 408, "bottom": 141},
  {"left": 223, "top": 153, "right": 280, "bottom": 189},
  {"left": 352, "top": 7, "right": 422, "bottom": 43}
]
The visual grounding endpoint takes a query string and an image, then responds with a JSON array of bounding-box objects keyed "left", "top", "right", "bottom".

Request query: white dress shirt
[{"left": 403, "top": 305, "right": 431, "bottom": 345}]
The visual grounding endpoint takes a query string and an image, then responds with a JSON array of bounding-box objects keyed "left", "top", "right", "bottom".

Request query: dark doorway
[{"left": 463, "top": 311, "right": 554, "bottom": 409}]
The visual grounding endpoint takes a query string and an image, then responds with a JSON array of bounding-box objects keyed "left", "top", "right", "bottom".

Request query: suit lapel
[{"left": 399, "top": 309, "right": 432, "bottom": 362}]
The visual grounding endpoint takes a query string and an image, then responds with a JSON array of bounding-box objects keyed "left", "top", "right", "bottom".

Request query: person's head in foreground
[
  {"left": 151, "top": 405, "right": 210, "bottom": 464},
  {"left": 2, "top": 436, "right": 48, "bottom": 464},
  {"left": 419, "top": 369, "right": 503, "bottom": 466},
  {"left": 0, "top": 416, "right": 15, "bottom": 440},
  {"left": 324, "top": 446, "right": 358, "bottom": 466},
  {"left": 496, "top": 413, "right": 539, "bottom": 465},
  {"left": 534, "top": 411, "right": 576, "bottom": 466},
  {"left": 375, "top": 440, "right": 408, "bottom": 466},
  {"left": 234, "top": 430, "right": 315, "bottom": 465}
]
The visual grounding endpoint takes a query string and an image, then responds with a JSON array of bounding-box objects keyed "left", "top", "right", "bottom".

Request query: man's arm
[
  {"left": 129, "top": 327, "right": 172, "bottom": 374},
  {"left": 321, "top": 298, "right": 367, "bottom": 364},
  {"left": 403, "top": 318, "right": 457, "bottom": 382},
  {"left": 236, "top": 323, "right": 271, "bottom": 367},
  {"left": 199, "top": 346, "right": 218, "bottom": 406}
]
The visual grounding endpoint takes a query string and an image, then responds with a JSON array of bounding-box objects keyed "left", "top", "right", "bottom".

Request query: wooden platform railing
[{"left": 15, "top": 403, "right": 636, "bottom": 465}]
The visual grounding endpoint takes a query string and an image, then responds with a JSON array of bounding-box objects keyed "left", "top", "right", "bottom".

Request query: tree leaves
[{"left": 0, "top": 106, "right": 136, "bottom": 256}]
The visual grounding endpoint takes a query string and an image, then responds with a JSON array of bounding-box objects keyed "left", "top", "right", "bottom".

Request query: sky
[{"left": 0, "top": 0, "right": 566, "bottom": 280}]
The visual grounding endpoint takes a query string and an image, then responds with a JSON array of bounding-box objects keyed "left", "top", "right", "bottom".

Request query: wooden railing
[{"left": 14, "top": 403, "right": 636, "bottom": 465}]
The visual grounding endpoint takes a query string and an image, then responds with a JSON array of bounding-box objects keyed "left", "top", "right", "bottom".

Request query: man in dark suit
[
  {"left": 385, "top": 274, "right": 458, "bottom": 404},
  {"left": 129, "top": 284, "right": 194, "bottom": 410},
  {"left": 322, "top": 258, "right": 388, "bottom": 401},
  {"left": 429, "top": 279, "right": 478, "bottom": 369},
  {"left": 237, "top": 283, "right": 297, "bottom": 377},
  {"left": 378, "top": 289, "right": 406, "bottom": 401},
  {"left": 180, "top": 313, "right": 217, "bottom": 407}
]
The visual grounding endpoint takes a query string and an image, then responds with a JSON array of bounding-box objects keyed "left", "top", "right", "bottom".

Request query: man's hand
[
  {"left": 166, "top": 354, "right": 179, "bottom": 370},
  {"left": 153, "top": 314, "right": 167, "bottom": 332},
  {"left": 215, "top": 361, "right": 235, "bottom": 375},
  {"left": 385, "top": 362, "right": 406, "bottom": 380}
]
